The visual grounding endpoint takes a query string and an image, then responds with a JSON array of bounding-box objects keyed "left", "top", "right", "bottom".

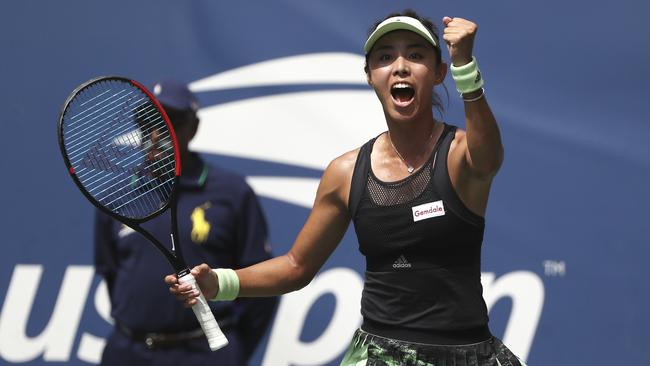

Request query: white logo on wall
[
  {"left": 188, "top": 52, "right": 386, "bottom": 206},
  {"left": 0, "top": 53, "right": 544, "bottom": 365},
  {"left": 0, "top": 266, "right": 544, "bottom": 365}
]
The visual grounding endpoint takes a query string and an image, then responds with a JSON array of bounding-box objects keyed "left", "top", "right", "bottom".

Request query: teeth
[{"left": 392, "top": 83, "right": 412, "bottom": 89}]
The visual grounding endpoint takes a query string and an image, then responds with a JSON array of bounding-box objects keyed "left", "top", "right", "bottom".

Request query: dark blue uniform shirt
[{"left": 95, "top": 153, "right": 277, "bottom": 361}]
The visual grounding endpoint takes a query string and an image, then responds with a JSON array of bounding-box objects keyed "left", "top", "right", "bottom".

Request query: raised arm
[
  {"left": 167, "top": 151, "right": 357, "bottom": 305},
  {"left": 443, "top": 16, "right": 504, "bottom": 215}
]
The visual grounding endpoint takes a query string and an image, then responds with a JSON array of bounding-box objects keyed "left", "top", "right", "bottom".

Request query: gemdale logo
[{"left": 412, "top": 200, "right": 446, "bottom": 222}]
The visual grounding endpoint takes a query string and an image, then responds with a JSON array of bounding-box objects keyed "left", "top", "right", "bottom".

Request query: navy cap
[{"left": 151, "top": 79, "right": 199, "bottom": 112}]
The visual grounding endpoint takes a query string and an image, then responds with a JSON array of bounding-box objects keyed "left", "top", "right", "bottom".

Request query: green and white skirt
[{"left": 340, "top": 329, "right": 527, "bottom": 366}]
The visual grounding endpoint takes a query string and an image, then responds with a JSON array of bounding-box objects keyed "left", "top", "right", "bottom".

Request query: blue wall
[{"left": 1, "top": 1, "right": 649, "bottom": 365}]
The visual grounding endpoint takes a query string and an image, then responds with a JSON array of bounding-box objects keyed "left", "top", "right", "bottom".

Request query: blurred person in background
[{"left": 95, "top": 79, "right": 277, "bottom": 366}]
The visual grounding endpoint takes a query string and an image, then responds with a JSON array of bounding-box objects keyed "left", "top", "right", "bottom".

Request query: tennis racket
[{"left": 57, "top": 76, "right": 228, "bottom": 351}]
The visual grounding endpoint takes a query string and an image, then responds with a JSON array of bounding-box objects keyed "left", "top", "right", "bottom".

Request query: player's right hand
[{"left": 165, "top": 263, "right": 219, "bottom": 307}]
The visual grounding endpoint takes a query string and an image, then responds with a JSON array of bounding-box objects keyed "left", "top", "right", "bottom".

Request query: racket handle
[{"left": 178, "top": 273, "right": 229, "bottom": 351}]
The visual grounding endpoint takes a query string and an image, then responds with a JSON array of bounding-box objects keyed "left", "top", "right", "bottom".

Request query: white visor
[{"left": 363, "top": 16, "right": 438, "bottom": 54}]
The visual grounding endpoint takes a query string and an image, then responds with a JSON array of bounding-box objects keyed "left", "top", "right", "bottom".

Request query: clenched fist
[{"left": 442, "top": 17, "right": 478, "bottom": 67}]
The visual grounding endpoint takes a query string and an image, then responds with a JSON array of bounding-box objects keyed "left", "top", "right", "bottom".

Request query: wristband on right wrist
[
  {"left": 211, "top": 268, "right": 240, "bottom": 301},
  {"left": 462, "top": 87, "right": 485, "bottom": 103},
  {"left": 450, "top": 56, "right": 484, "bottom": 94}
]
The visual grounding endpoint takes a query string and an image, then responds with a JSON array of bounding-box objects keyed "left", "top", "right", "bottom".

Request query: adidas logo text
[{"left": 392, "top": 255, "right": 412, "bottom": 269}]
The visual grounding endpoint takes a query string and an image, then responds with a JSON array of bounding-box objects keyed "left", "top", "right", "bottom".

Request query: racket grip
[{"left": 178, "top": 273, "right": 229, "bottom": 351}]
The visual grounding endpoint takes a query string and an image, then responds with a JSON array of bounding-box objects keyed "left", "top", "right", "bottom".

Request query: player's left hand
[{"left": 442, "top": 16, "right": 477, "bottom": 67}]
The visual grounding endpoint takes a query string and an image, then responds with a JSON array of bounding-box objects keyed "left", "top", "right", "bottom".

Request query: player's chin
[
  {"left": 389, "top": 105, "right": 419, "bottom": 121},
  {"left": 388, "top": 98, "right": 420, "bottom": 119}
]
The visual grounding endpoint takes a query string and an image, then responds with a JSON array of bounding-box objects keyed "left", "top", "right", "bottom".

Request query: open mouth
[{"left": 391, "top": 83, "right": 415, "bottom": 105}]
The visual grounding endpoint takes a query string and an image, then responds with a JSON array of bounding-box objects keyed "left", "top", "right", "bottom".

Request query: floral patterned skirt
[{"left": 340, "top": 328, "right": 527, "bottom": 366}]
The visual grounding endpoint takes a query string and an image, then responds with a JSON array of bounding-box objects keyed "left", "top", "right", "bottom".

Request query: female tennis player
[{"left": 167, "top": 10, "right": 526, "bottom": 365}]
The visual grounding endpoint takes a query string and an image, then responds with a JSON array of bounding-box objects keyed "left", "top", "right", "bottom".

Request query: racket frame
[{"left": 57, "top": 76, "right": 189, "bottom": 275}]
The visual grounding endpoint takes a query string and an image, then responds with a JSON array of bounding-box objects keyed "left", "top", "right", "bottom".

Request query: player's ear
[{"left": 364, "top": 60, "right": 374, "bottom": 86}]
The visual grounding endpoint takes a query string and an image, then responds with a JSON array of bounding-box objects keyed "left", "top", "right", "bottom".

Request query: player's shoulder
[
  {"left": 312, "top": 148, "right": 361, "bottom": 207},
  {"left": 328, "top": 148, "right": 360, "bottom": 172},
  {"left": 439, "top": 122, "right": 465, "bottom": 139},
  {"left": 323, "top": 146, "right": 361, "bottom": 183},
  {"left": 443, "top": 123, "right": 467, "bottom": 152}
]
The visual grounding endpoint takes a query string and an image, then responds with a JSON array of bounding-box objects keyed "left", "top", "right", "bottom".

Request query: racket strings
[
  {"left": 76, "top": 122, "right": 174, "bottom": 216},
  {"left": 84, "top": 110, "right": 173, "bottom": 216},
  {"left": 66, "top": 83, "right": 162, "bottom": 156},
  {"left": 78, "top": 88, "right": 112, "bottom": 107},
  {"left": 78, "top": 144, "right": 173, "bottom": 191},
  {"left": 62, "top": 78, "right": 177, "bottom": 219},
  {"left": 67, "top": 87, "right": 132, "bottom": 128},
  {"left": 89, "top": 152, "right": 176, "bottom": 203},
  {"left": 72, "top": 110, "right": 169, "bottom": 176},
  {"left": 72, "top": 105, "right": 152, "bottom": 177},
  {"left": 64, "top": 90, "right": 140, "bottom": 148},
  {"left": 66, "top": 96, "right": 150, "bottom": 156},
  {"left": 111, "top": 176, "right": 176, "bottom": 210}
]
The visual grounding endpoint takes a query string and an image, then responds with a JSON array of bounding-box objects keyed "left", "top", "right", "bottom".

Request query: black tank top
[{"left": 349, "top": 124, "right": 491, "bottom": 344}]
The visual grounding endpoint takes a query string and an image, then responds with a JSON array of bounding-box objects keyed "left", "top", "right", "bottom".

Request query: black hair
[{"left": 364, "top": 9, "right": 448, "bottom": 116}]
